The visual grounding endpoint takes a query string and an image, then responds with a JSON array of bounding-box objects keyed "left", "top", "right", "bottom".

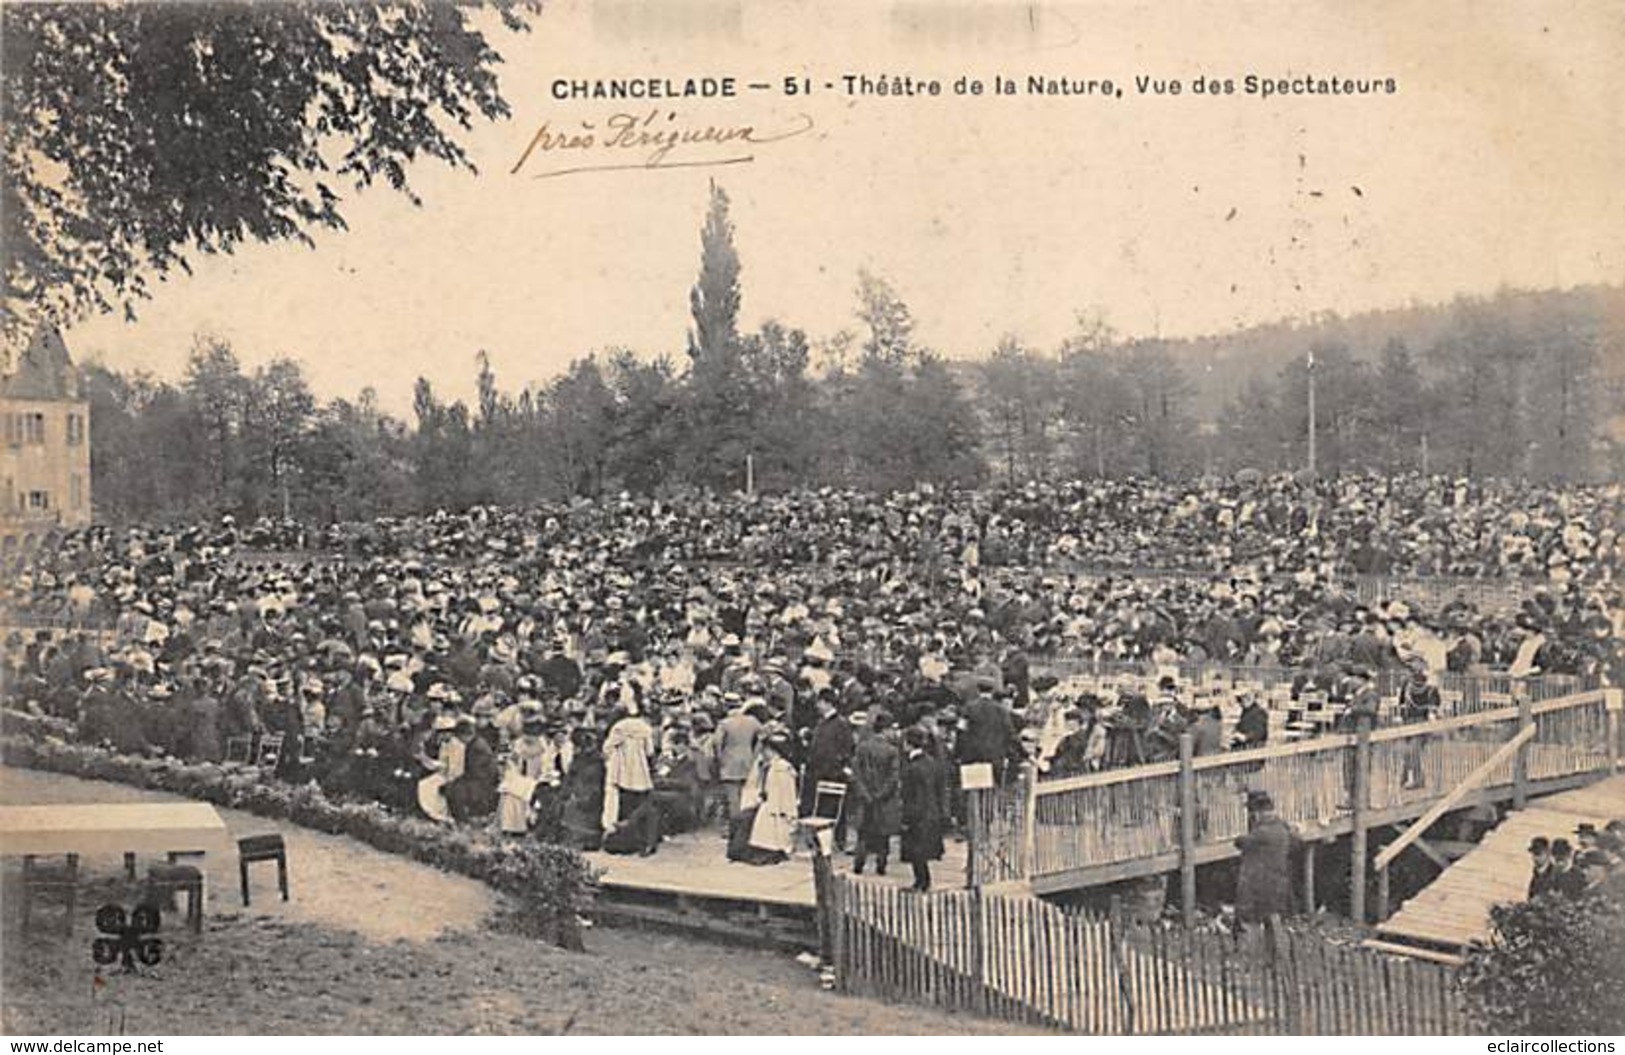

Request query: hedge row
[{"left": 0, "top": 734, "right": 597, "bottom": 950}]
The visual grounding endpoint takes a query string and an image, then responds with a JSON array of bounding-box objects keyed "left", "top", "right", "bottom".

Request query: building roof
[{"left": 1, "top": 326, "right": 80, "bottom": 401}]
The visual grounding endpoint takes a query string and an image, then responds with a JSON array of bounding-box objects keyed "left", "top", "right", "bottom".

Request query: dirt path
[
  {"left": 0, "top": 765, "right": 493, "bottom": 944},
  {"left": 1, "top": 766, "right": 1039, "bottom": 1035}
]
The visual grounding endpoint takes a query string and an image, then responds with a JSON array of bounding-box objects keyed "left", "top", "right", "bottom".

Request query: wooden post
[
  {"left": 1606, "top": 689, "right": 1623, "bottom": 772},
  {"left": 971, "top": 884, "right": 988, "bottom": 1015},
  {"left": 1178, "top": 731, "right": 1197, "bottom": 929},
  {"left": 964, "top": 786, "right": 980, "bottom": 890},
  {"left": 1376, "top": 863, "right": 1391, "bottom": 923},
  {"left": 1108, "top": 895, "right": 1135, "bottom": 1034},
  {"left": 1351, "top": 724, "right": 1371, "bottom": 924},
  {"left": 1020, "top": 762, "right": 1038, "bottom": 881},
  {"left": 1302, "top": 840, "right": 1317, "bottom": 914},
  {"left": 1513, "top": 690, "right": 1533, "bottom": 809},
  {"left": 808, "top": 819, "right": 836, "bottom": 968}
]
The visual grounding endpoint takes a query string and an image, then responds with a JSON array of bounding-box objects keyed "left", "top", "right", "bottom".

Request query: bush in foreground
[{"left": 1459, "top": 872, "right": 1625, "bottom": 1033}]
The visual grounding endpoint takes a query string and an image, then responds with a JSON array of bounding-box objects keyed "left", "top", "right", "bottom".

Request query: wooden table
[{"left": 0, "top": 803, "right": 231, "bottom": 858}]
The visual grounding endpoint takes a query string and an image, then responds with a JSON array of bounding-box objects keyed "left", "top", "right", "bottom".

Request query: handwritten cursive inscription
[{"left": 510, "top": 109, "right": 814, "bottom": 179}]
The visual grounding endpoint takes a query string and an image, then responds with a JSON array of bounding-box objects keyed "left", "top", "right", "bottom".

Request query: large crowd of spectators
[{"left": 1, "top": 472, "right": 1618, "bottom": 869}]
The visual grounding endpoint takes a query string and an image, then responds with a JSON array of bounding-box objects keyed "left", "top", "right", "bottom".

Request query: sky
[{"left": 59, "top": 0, "right": 1625, "bottom": 416}]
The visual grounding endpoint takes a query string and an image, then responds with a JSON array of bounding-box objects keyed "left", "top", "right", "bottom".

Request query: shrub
[
  {"left": 1, "top": 735, "right": 597, "bottom": 950},
  {"left": 1459, "top": 873, "right": 1625, "bottom": 1033}
]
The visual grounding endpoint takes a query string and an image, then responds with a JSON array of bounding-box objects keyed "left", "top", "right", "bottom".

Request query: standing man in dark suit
[
  {"left": 1398, "top": 667, "right": 1441, "bottom": 789},
  {"left": 1548, "top": 839, "right": 1589, "bottom": 899},
  {"left": 901, "top": 726, "right": 946, "bottom": 892},
  {"left": 1234, "top": 790, "right": 1299, "bottom": 925},
  {"left": 802, "top": 693, "right": 856, "bottom": 849},
  {"left": 1526, "top": 836, "right": 1554, "bottom": 899},
  {"left": 850, "top": 713, "right": 901, "bottom": 875},
  {"left": 958, "top": 678, "right": 1016, "bottom": 784}
]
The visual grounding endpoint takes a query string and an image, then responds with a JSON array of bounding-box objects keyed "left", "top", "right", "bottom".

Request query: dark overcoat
[
  {"left": 850, "top": 734, "right": 902, "bottom": 838},
  {"left": 1234, "top": 814, "right": 1298, "bottom": 923},
  {"left": 900, "top": 751, "right": 946, "bottom": 864}
]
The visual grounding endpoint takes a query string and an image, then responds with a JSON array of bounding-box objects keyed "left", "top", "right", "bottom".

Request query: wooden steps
[{"left": 1374, "top": 774, "right": 1625, "bottom": 960}]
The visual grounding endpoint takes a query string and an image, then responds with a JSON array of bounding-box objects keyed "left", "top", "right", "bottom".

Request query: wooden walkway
[
  {"left": 1374, "top": 774, "right": 1625, "bottom": 956},
  {"left": 994, "top": 688, "right": 1620, "bottom": 899},
  {"left": 586, "top": 828, "right": 970, "bottom": 908}
]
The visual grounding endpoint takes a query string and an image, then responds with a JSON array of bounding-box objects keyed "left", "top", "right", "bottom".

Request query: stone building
[{"left": 1, "top": 326, "right": 91, "bottom": 550}]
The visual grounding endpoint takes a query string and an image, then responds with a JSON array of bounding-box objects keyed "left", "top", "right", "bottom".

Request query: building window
[
  {"left": 27, "top": 490, "right": 49, "bottom": 510},
  {"left": 26, "top": 413, "right": 45, "bottom": 444},
  {"left": 3, "top": 414, "right": 16, "bottom": 447},
  {"left": 70, "top": 474, "right": 83, "bottom": 510},
  {"left": 66, "top": 412, "right": 84, "bottom": 445}
]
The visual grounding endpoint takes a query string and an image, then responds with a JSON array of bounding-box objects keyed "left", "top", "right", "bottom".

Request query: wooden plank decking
[
  {"left": 1374, "top": 774, "right": 1625, "bottom": 955},
  {"left": 586, "top": 827, "right": 970, "bottom": 908}
]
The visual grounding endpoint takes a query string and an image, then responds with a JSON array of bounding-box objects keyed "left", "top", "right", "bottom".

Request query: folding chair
[
  {"left": 21, "top": 854, "right": 79, "bottom": 935},
  {"left": 810, "top": 780, "right": 847, "bottom": 823},
  {"left": 255, "top": 732, "right": 285, "bottom": 768},
  {"left": 225, "top": 735, "right": 254, "bottom": 764}
]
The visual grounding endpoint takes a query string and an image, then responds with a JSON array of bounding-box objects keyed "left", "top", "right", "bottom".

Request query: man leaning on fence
[{"left": 1398, "top": 665, "right": 1440, "bottom": 789}]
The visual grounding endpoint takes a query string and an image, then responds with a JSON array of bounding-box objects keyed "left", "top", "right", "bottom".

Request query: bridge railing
[
  {"left": 1016, "top": 688, "right": 1620, "bottom": 893},
  {"left": 1035, "top": 658, "right": 1600, "bottom": 715}
]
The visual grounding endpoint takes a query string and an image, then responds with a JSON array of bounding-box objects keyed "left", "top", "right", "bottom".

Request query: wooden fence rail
[
  {"left": 1003, "top": 689, "right": 1620, "bottom": 903},
  {"left": 1034, "top": 659, "right": 1600, "bottom": 714},
  {"left": 824, "top": 875, "right": 1467, "bottom": 1035}
]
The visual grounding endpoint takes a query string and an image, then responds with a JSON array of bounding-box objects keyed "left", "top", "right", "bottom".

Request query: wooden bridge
[
  {"left": 971, "top": 687, "right": 1622, "bottom": 925},
  {"left": 1369, "top": 775, "right": 1625, "bottom": 961}
]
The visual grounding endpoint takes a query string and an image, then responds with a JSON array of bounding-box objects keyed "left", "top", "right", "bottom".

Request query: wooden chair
[
  {"left": 255, "top": 732, "right": 285, "bottom": 768},
  {"left": 21, "top": 853, "right": 79, "bottom": 935},
  {"left": 145, "top": 863, "right": 203, "bottom": 934},
  {"left": 238, "top": 834, "right": 289, "bottom": 906},
  {"left": 810, "top": 780, "right": 847, "bottom": 823}
]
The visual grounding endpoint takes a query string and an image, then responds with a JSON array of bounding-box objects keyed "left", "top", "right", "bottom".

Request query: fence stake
[
  {"left": 1178, "top": 730, "right": 1197, "bottom": 928},
  {"left": 971, "top": 885, "right": 987, "bottom": 1016},
  {"left": 1605, "top": 689, "right": 1623, "bottom": 772},
  {"left": 814, "top": 849, "right": 833, "bottom": 964},
  {"left": 1302, "top": 839, "right": 1317, "bottom": 914},
  {"left": 1020, "top": 761, "right": 1038, "bottom": 881},
  {"left": 1513, "top": 690, "right": 1533, "bottom": 809},
  {"left": 1351, "top": 724, "right": 1370, "bottom": 924},
  {"left": 964, "top": 785, "right": 980, "bottom": 890},
  {"left": 1108, "top": 896, "right": 1135, "bottom": 1034}
]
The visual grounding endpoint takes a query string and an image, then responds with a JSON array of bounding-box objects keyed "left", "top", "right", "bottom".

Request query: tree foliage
[
  {"left": 1, "top": 1, "right": 530, "bottom": 340},
  {"left": 72, "top": 175, "right": 1622, "bottom": 523},
  {"left": 1460, "top": 876, "right": 1625, "bottom": 1034}
]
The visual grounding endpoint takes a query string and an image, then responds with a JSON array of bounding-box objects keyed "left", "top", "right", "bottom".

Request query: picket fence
[{"left": 823, "top": 875, "right": 1467, "bottom": 1035}]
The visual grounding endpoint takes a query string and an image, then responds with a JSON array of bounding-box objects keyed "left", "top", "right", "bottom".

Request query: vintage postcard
[{"left": 2, "top": 0, "right": 1622, "bottom": 1041}]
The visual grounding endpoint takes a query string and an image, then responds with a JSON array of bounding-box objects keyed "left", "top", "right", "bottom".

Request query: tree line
[{"left": 84, "top": 182, "right": 1622, "bottom": 524}]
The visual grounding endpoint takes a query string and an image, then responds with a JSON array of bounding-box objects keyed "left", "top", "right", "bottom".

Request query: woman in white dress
[
  {"left": 417, "top": 714, "right": 463, "bottom": 824},
  {"left": 499, "top": 714, "right": 552, "bottom": 835},
  {"left": 742, "top": 734, "right": 799, "bottom": 865}
]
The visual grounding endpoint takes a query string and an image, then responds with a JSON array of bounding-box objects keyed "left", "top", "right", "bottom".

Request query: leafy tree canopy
[{"left": 1, "top": 1, "right": 532, "bottom": 341}]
